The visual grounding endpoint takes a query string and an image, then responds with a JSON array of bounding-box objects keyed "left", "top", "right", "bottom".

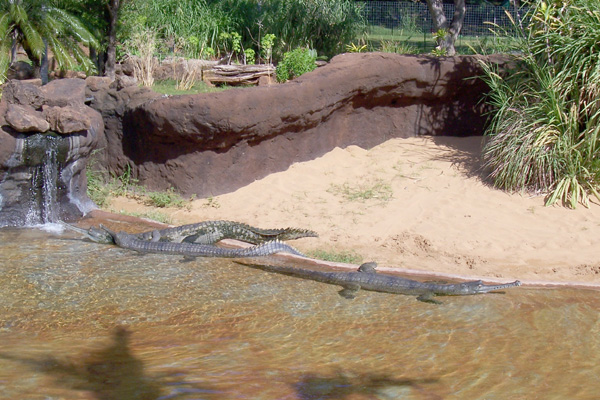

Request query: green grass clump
[
  {"left": 308, "top": 249, "right": 363, "bottom": 264},
  {"left": 143, "top": 187, "right": 190, "bottom": 208},
  {"left": 87, "top": 156, "right": 191, "bottom": 211},
  {"left": 328, "top": 179, "right": 393, "bottom": 203},
  {"left": 112, "top": 209, "right": 173, "bottom": 225},
  {"left": 479, "top": 0, "right": 600, "bottom": 208},
  {"left": 151, "top": 79, "right": 227, "bottom": 95}
]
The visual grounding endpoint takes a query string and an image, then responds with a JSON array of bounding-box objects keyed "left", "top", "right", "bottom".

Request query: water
[
  {"left": 0, "top": 134, "right": 69, "bottom": 227},
  {"left": 0, "top": 228, "right": 599, "bottom": 399},
  {"left": 25, "top": 135, "right": 60, "bottom": 225}
]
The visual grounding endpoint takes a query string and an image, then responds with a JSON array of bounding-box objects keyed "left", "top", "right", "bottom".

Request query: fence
[{"left": 358, "top": 1, "right": 520, "bottom": 37}]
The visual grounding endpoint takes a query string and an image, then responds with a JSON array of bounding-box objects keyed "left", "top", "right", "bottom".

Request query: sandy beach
[{"left": 106, "top": 136, "right": 600, "bottom": 287}]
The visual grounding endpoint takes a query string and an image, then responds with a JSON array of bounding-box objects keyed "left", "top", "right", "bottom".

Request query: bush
[
  {"left": 275, "top": 48, "right": 317, "bottom": 82},
  {"left": 221, "top": 0, "right": 366, "bottom": 61},
  {"left": 479, "top": 0, "right": 600, "bottom": 208}
]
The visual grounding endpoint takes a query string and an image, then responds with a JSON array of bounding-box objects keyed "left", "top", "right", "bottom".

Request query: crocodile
[
  {"left": 237, "top": 261, "right": 521, "bottom": 304},
  {"left": 99, "top": 225, "right": 306, "bottom": 258},
  {"left": 62, "top": 222, "right": 115, "bottom": 244},
  {"left": 136, "top": 220, "right": 318, "bottom": 245}
]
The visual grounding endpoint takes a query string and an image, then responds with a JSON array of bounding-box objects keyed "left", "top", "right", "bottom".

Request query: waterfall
[{"left": 25, "top": 134, "right": 61, "bottom": 225}]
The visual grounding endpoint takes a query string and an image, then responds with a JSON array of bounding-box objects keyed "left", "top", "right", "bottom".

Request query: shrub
[
  {"left": 275, "top": 48, "right": 317, "bottom": 82},
  {"left": 221, "top": 0, "right": 366, "bottom": 61},
  {"left": 479, "top": 0, "right": 600, "bottom": 208}
]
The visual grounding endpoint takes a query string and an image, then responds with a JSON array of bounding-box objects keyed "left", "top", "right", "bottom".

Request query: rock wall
[
  {"left": 91, "top": 52, "right": 505, "bottom": 198},
  {"left": 0, "top": 79, "right": 103, "bottom": 225}
]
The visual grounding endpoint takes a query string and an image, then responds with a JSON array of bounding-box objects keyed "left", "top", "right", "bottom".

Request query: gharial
[
  {"left": 236, "top": 261, "right": 521, "bottom": 304},
  {"left": 136, "top": 220, "right": 318, "bottom": 244},
  {"left": 63, "top": 222, "right": 311, "bottom": 258}
]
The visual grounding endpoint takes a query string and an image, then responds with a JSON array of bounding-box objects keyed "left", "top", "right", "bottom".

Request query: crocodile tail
[
  {"left": 241, "top": 240, "right": 307, "bottom": 257},
  {"left": 243, "top": 224, "right": 318, "bottom": 239},
  {"left": 276, "top": 228, "right": 319, "bottom": 241}
]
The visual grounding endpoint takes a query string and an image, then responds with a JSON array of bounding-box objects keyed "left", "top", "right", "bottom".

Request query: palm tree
[{"left": 0, "top": 0, "right": 99, "bottom": 83}]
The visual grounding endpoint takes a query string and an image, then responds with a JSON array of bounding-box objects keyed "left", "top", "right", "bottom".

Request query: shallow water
[{"left": 0, "top": 228, "right": 599, "bottom": 399}]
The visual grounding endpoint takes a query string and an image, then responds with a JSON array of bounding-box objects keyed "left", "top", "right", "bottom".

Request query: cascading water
[
  {"left": 0, "top": 132, "right": 89, "bottom": 228},
  {"left": 0, "top": 79, "right": 103, "bottom": 227},
  {"left": 24, "top": 134, "right": 61, "bottom": 225}
]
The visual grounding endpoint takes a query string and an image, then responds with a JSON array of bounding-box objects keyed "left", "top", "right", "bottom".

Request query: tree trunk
[
  {"left": 40, "top": 38, "right": 48, "bottom": 84},
  {"left": 105, "top": 0, "right": 120, "bottom": 80},
  {"left": 90, "top": 46, "right": 98, "bottom": 73},
  {"left": 426, "top": 0, "right": 466, "bottom": 56},
  {"left": 11, "top": 32, "right": 17, "bottom": 64}
]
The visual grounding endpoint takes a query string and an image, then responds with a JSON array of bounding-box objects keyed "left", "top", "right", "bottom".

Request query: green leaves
[
  {"left": 275, "top": 47, "right": 316, "bottom": 82},
  {"left": 480, "top": 0, "right": 600, "bottom": 208},
  {"left": 0, "top": 0, "right": 99, "bottom": 77}
]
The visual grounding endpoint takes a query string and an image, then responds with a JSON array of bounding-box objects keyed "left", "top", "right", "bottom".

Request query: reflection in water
[
  {"left": 1, "top": 228, "right": 600, "bottom": 399},
  {"left": 0, "top": 326, "right": 218, "bottom": 400}
]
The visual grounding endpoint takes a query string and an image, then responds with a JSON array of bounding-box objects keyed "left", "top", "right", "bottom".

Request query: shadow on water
[
  {"left": 294, "top": 371, "right": 440, "bottom": 400},
  {"left": 0, "top": 326, "right": 221, "bottom": 400}
]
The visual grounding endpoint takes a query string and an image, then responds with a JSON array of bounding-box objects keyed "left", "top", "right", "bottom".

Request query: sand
[{"left": 107, "top": 136, "right": 600, "bottom": 287}]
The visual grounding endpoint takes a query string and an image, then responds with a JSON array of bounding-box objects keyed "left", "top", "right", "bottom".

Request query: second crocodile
[
  {"left": 237, "top": 261, "right": 521, "bottom": 304},
  {"left": 101, "top": 225, "right": 307, "bottom": 258},
  {"left": 137, "top": 220, "right": 318, "bottom": 244}
]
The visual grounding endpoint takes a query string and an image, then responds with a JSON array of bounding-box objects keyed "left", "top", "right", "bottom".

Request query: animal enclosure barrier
[{"left": 358, "top": 0, "right": 523, "bottom": 51}]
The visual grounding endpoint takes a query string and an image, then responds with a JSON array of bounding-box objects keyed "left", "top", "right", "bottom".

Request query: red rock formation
[{"left": 99, "top": 53, "right": 499, "bottom": 198}]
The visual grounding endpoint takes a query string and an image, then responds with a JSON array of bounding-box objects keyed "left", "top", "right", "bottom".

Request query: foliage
[
  {"left": 307, "top": 248, "right": 362, "bottom": 264},
  {"left": 275, "top": 47, "right": 316, "bottom": 82},
  {"left": 86, "top": 159, "right": 139, "bottom": 208},
  {"left": 431, "top": 28, "right": 449, "bottom": 56},
  {"left": 244, "top": 48, "right": 255, "bottom": 65},
  {"left": 125, "top": 28, "right": 157, "bottom": 86},
  {"left": 114, "top": 209, "right": 173, "bottom": 224},
  {"left": 151, "top": 79, "right": 227, "bottom": 95},
  {"left": 220, "top": 0, "right": 366, "bottom": 61},
  {"left": 175, "top": 59, "right": 197, "bottom": 90},
  {"left": 117, "top": 0, "right": 365, "bottom": 65},
  {"left": 261, "top": 33, "right": 276, "bottom": 64},
  {"left": 218, "top": 31, "right": 241, "bottom": 58},
  {"left": 345, "top": 42, "right": 367, "bottom": 53},
  {"left": 87, "top": 156, "right": 191, "bottom": 211},
  {"left": 120, "top": 0, "right": 233, "bottom": 59},
  {"left": 430, "top": 47, "right": 447, "bottom": 57},
  {"left": 379, "top": 39, "right": 418, "bottom": 55},
  {"left": 143, "top": 187, "right": 188, "bottom": 208},
  {"left": 0, "top": 0, "right": 98, "bottom": 79},
  {"left": 480, "top": 0, "right": 600, "bottom": 208}
]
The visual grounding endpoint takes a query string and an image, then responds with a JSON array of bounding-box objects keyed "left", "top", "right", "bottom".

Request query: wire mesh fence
[{"left": 359, "top": 1, "right": 520, "bottom": 37}]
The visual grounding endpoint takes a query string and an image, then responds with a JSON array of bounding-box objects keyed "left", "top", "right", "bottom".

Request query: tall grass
[
  {"left": 480, "top": 0, "right": 600, "bottom": 208},
  {"left": 126, "top": 29, "right": 158, "bottom": 87},
  {"left": 255, "top": 0, "right": 367, "bottom": 59},
  {"left": 120, "top": 0, "right": 233, "bottom": 59},
  {"left": 123, "top": 0, "right": 366, "bottom": 62}
]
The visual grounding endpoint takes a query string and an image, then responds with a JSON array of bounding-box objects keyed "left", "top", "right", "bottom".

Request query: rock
[
  {"left": 100, "top": 53, "right": 500, "bottom": 198},
  {"left": 21, "top": 78, "right": 42, "bottom": 86},
  {"left": 257, "top": 75, "right": 275, "bottom": 86},
  {"left": 5, "top": 104, "right": 50, "bottom": 132},
  {"left": 1, "top": 80, "right": 44, "bottom": 109},
  {"left": 85, "top": 76, "right": 113, "bottom": 92},
  {"left": 43, "top": 105, "right": 92, "bottom": 134},
  {"left": 6, "top": 61, "right": 34, "bottom": 80},
  {"left": 50, "top": 70, "right": 87, "bottom": 79},
  {"left": 153, "top": 57, "right": 215, "bottom": 81},
  {"left": 0, "top": 79, "right": 104, "bottom": 226},
  {"left": 40, "top": 78, "right": 87, "bottom": 107},
  {"left": 110, "top": 75, "right": 137, "bottom": 90}
]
